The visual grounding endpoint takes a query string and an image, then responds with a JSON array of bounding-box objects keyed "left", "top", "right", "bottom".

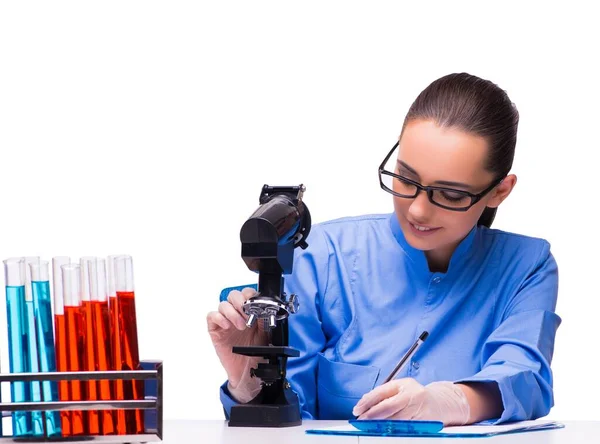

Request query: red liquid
[
  {"left": 54, "top": 314, "right": 72, "bottom": 435},
  {"left": 82, "top": 301, "right": 101, "bottom": 434},
  {"left": 117, "top": 291, "right": 144, "bottom": 434},
  {"left": 93, "top": 300, "right": 115, "bottom": 434},
  {"left": 110, "top": 295, "right": 127, "bottom": 435},
  {"left": 65, "top": 306, "right": 86, "bottom": 435}
]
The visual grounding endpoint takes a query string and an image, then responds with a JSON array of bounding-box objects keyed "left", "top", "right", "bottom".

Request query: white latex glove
[
  {"left": 352, "top": 378, "right": 470, "bottom": 426},
  {"left": 227, "top": 371, "right": 262, "bottom": 404},
  {"left": 207, "top": 287, "right": 268, "bottom": 404}
]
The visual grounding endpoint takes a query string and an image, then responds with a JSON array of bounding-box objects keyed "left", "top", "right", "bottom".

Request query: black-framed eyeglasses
[{"left": 378, "top": 141, "right": 505, "bottom": 211}]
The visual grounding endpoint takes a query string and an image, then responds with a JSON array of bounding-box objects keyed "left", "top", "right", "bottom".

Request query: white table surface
[{"left": 161, "top": 420, "right": 596, "bottom": 443}]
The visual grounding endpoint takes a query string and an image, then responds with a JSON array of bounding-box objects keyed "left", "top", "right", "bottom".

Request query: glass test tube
[
  {"left": 52, "top": 257, "right": 71, "bottom": 435},
  {"left": 4, "top": 257, "right": 32, "bottom": 437},
  {"left": 62, "top": 264, "right": 86, "bottom": 436},
  {"left": 88, "top": 258, "right": 115, "bottom": 434},
  {"left": 107, "top": 255, "right": 127, "bottom": 434},
  {"left": 24, "top": 256, "right": 44, "bottom": 437},
  {"left": 114, "top": 255, "right": 144, "bottom": 434},
  {"left": 30, "top": 260, "right": 62, "bottom": 438},
  {"left": 80, "top": 257, "right": 100, "bottom": 435}
]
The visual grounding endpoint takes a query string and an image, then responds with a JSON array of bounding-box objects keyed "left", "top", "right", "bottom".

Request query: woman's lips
[{"left": 408, "top": 221, "right": 442, "bottom": 236}]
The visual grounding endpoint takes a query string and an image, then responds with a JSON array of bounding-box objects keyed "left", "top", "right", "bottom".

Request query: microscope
[{"left": 228, "top": 184, "right": 311, "bottom": 428}]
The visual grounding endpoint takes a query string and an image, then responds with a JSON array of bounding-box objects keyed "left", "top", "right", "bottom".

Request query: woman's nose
[{"left": 407, "top": 190, "right": 434, "bottom": 221}]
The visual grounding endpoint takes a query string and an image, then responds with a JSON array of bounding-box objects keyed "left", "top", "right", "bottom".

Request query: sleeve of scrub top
[
  {"left": 455, "top": 242, "right": 562, "bottom": 424},
  {"left": 219, "top": 224, "right": 332, "bottom": 419}
]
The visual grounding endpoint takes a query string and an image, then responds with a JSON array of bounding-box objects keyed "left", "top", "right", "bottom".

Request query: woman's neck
[{"left": 424, "top": 242, "right": 459, "bottom": 273}]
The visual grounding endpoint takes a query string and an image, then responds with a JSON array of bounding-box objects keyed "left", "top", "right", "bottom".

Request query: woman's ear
[{"left": 487, "top": 174, "right": 517, "bottom": 208}]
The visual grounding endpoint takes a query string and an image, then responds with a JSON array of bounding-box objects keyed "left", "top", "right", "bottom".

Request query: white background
[{"left": 0, "top": 0, "right": 598, "bottom": 423}]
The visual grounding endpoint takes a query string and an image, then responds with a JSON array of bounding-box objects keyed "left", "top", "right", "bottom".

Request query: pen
[{"left": 383, "top": 331, "right": 429, "bottom": 384}]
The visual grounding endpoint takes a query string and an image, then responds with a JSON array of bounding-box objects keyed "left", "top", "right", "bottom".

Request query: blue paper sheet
[{"left": 305, "top": 419, "right": 565, "bottom": 438}]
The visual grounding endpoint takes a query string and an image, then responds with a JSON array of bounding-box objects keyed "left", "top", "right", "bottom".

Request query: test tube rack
[{"left": 0, "top": 360, "right": 163, "bottom": 443}]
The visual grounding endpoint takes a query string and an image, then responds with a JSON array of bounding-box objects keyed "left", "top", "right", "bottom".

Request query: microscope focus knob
[
  {"left": 287, "top": 294, "right": 299, "bottom": 314},
  {"left": 246, "top": 313, "right": 257, "bottom": 328}
]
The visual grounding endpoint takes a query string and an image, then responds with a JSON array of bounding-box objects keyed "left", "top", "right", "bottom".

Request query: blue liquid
[
  {"left": 25, "top": 298, "right": 44, "bottom": 436},
  {"left": 6, "top": 285, "right": 32, "bottom": 437},
  {"left": 32, "top": 281, "right": 62, "bottom": 437}
]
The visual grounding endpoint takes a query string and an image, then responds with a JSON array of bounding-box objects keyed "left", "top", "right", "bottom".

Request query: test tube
[
  {"left": 30, "top": 260, "right": 62, "bottom": 438},
  {"left": 115, "top": 255, "right": 144, "bottom": 434},
  {"left": 24, "top": 256, "right": 44, "bottom": 437},
  {"left": 52, "top": 256, "right": 71, "bottom": 435},
  {"left": 107, "top": 255, "right": 127, "bottom": 434},
  {"left": 4, "top": 257, "right": 31, "bottom": 437},
  {"left": 80, "top": 257, "right": 100, "bottom": 434},
  {"left": 88, "top": 258, "right": 116, "bottom": 434},
  {"left": 62, "top": 264, "right": 86, "bottom": 436}
]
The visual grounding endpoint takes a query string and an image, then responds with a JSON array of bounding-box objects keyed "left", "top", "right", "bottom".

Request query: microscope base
[
  {"left": 229, "top": 385, "right": 302, "bottom": 428},
  {"left": 229, "top": 403, "right": 302, "bottom": 428}
]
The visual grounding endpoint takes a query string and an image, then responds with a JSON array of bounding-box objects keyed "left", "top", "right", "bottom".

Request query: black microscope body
[{"left": 228, "top": 184, "right": 311, "bottom": 428}]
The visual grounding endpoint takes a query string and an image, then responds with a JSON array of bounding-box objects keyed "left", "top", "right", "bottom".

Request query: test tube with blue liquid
[
  {"left": 30, "top": 260, "right": 62, "bottom": 438},
  {"left": 4, "top": 257, "right": 31, "bottom": 437},
  {"left": 23, "top": 256, "right": 44, "bottom": 437}
]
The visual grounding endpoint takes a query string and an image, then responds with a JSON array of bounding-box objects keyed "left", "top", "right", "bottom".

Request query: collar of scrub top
[{"left": 388, "top": 212, "right": 480, "bottom": 276}]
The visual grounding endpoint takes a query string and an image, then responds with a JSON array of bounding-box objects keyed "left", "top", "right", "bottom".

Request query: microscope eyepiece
[{"left": 240, "top": 184, "right": 311, "bottom": 275}]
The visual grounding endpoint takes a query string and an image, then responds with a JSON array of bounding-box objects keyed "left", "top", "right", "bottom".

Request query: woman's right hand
[{"left": 206, "top": 287, "right": 269, "bottom": 402}]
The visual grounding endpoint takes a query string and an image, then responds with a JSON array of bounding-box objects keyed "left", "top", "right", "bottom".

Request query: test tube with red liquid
[
  {"left": 80, "top": 257, "right": 101, "bottom": 434},
  {"left": 88, "top": 258, "right": 116, "bottom": 434},
  {"left": 114, "top": 255, "right": 144, "bottom": 434},
  {"left": 107, "top": 255, "right": 127, "bottom": 434},
  {"left": 61, "top": 263, "right": 86, "bottom": 436},
  {"left": 52, "top": 257, "right": 71, "bottom": 435}
]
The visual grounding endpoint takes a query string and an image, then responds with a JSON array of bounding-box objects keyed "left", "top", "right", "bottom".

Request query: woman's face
[{"left": 393, "top": 119, "right": 511, "bottom": 256}]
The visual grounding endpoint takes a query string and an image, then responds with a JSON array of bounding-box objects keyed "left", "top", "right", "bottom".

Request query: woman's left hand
[{"left": 352, "top": 378, "right": 471, "bottom": 426}]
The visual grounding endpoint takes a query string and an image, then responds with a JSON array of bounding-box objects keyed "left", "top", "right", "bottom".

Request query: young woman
[{"left": 207, "top": 72, "right": 561, "bottom": 425}]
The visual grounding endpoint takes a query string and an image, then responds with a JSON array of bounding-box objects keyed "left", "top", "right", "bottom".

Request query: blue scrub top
[{"left": 220, "top": 212, "right": 561, "bottom": 424}]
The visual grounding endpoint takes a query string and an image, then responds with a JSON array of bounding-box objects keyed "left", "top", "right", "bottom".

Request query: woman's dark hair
[{"left": 401, "top": 72, "right": 519, "bottom": 228}]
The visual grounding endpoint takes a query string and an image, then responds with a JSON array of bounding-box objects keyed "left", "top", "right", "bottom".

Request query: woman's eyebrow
[
  {"left": 433, "top": 180, "right": 474, "bottom": 191},
  {"left": 397, "top": 160, "right": 419, "bottom": 176},
  {"left": 397, "top": 160, "right": 474, "bottom": 191}
]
